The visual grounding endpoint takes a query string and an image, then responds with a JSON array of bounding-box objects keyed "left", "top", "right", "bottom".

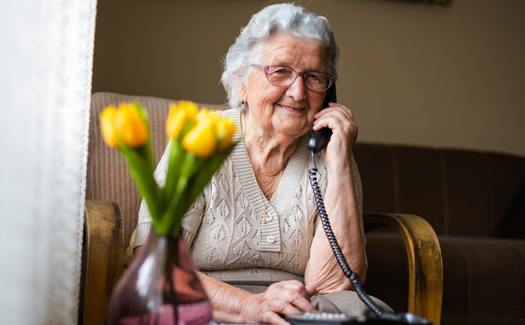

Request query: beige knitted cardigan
[{"left": 135, "top": 107, "right": 365, "bottom": 283}]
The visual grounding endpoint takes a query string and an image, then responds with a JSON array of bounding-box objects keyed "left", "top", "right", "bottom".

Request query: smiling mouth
[{"left": 278, "top": 104, "right": 305, "bottom": 112}]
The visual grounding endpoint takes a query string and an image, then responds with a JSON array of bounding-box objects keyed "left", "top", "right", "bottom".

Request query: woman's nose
[{"left": 286, "top": 76, "right": 308, "bottom": 101}]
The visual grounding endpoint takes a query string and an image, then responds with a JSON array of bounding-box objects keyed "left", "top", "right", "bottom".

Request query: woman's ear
[{"left": 236, "top": 74, "right": 247, "bottom": 103}]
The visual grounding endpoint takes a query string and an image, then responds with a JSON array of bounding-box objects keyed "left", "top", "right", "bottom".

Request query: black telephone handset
[
  {"left": 299, "top": 85, "right": 431, "bottom": 325},
  {"left": 307, "top": 84, "right": 337, "bottom": 154}
]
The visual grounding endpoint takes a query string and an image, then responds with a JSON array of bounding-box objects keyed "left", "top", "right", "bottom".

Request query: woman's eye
[
  {"left": 306, "top": 73, "right": 322, "bottom": 83},
  {"left": 272, "top": 68, "right": 289, "bottom": 75}
]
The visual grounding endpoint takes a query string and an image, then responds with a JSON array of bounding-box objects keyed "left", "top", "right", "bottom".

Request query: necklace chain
[{"left": 241, "top": 112, "right": 270, "bottom": 225}]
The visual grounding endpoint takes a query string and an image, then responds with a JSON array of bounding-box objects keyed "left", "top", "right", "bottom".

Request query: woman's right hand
[
  {"left": 133, "top": 252, "right": 318, "bottom": 324},
  {"left": 242, "top": 280, "right": 318, "bottom": 325}
]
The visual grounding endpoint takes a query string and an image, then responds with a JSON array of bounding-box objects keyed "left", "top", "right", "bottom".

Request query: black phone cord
[{"left": 308, "top": 151, "right": 383, "bottom": 318}]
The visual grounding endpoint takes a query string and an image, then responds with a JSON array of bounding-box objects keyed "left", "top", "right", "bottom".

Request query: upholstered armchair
[{"left": 79, "top": 92, "right": 443, "bottom": 325}]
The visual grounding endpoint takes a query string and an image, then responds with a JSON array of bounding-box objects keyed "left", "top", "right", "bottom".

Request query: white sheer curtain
[{"left": 0, "top": 0, "right": 97, "bottom": 323}]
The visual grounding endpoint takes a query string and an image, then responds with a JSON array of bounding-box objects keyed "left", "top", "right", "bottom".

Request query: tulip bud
[
  {"left": 100, "top": 105, "right": 120, "bottom": 148},
  {"left": 217, "top": 118, "right": 236, "bottom": 153},
  {"left": 196, "top": 107, "right": 215, "bottom": 117},
  {"left": 114, "top": 102, "right": 149, "bottom": 148},
  {"left": 179, "top": 100, "right": 200, "bottom": 113},
  {"left": 166, "top": 101, "right": 198, "bottom": 140},
  {"left": 182, "top": 114, "right": 218, "bottom": 159}
]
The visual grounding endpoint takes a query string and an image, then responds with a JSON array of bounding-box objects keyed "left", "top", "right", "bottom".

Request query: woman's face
[{"left": 240, "top": 33, "right": 328, "bottom": 139}]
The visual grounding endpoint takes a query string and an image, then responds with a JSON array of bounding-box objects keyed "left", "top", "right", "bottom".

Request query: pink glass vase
[{"left": 108, "top": 231, "right": 212, "bottom": 325}]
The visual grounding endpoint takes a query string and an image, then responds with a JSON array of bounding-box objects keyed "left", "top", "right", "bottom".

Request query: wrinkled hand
[
  {"left": 313, "top": 102, "right": 357, "bottom": 169},
  {"left": 242, "top": 280, "right": 317, "bottom": 325}
]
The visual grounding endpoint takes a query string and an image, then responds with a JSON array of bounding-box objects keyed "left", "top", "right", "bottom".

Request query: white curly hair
[{"left": 221, "top": 3, "right": 340, "bottom": 110}]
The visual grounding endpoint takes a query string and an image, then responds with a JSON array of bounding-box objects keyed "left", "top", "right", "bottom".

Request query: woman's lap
[
  {"left": 311, "top": 290, "right": 393, "bottom": 318},
  {"left": 228, "top": 282, "right": 393, "bottom": 318}
]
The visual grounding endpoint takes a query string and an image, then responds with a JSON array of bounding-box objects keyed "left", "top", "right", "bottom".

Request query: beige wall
[{"left": 92, "top": 0, "right": 525, "bottom": 157}]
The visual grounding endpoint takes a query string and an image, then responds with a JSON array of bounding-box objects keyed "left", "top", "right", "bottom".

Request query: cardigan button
[{"left": 266, "top": 235, "right": 276, "bottom": 244}]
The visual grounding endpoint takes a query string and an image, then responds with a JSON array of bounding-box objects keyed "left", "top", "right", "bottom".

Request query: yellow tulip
[
  {"left": 100, "top": 105, "right": 120, "bottom": 148},
  {"left": 166, "top": 101, "right": 198, "bottom": 139},
  {"left": 182, "top": 114, "right": 218, "bottom": 159},
  {"left": 178, "top": 100, "right": 200, "bottom": 113},
  {"left": 217, "top": 118, "right": 236, "bottom": 152},
  {"left": 196, "top": 107, "right": 215, "bottom": 117},
  {"left": 114, "top": 102, "right": 149, "bottom": 148}
]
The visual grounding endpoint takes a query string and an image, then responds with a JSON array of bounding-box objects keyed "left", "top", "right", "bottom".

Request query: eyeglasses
[{"left": 251, "top": 64, "right": 334, "bottom": 92}]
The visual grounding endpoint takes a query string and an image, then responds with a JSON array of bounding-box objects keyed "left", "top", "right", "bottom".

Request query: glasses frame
[{"left": 251, "top": 64, "right": 334, "bottom": 92}]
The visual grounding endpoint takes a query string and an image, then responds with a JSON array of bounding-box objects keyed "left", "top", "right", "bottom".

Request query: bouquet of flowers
[
  {"left": 99, "top": 100, "right": 236, "bottom": 325},
  {"left": 99, "top": 100, "right": 236, "bottom": 237}
]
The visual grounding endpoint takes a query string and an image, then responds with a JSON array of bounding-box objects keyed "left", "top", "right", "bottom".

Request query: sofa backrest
[{"left": 354, "top": 143, "right": 525, "bottom": 237}]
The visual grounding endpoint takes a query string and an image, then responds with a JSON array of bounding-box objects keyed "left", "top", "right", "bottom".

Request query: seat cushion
[{"left": 439, "top": 236, "right": 525, "bottom": 324}]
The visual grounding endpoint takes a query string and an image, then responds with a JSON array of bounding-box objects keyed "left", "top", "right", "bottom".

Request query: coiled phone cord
[{"left": 308, "top": 151, "right": 383, "bottom": 318}]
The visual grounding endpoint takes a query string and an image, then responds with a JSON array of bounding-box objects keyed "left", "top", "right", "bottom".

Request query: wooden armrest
[
  {"left": 82, "top": 200, "right": 125, "bottom": 325},
  {"left": 363, "top": 213, "right": 443, "bottom": 325}
]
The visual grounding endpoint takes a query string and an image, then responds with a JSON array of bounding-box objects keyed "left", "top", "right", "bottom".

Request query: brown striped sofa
[{"left": 357, "top": 144, "right": 525, "bottom": 324}]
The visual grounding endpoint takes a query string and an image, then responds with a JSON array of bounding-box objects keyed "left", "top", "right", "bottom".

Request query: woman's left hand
[{"left": 312, "top": 102, "right": 358, "bottom": 169}]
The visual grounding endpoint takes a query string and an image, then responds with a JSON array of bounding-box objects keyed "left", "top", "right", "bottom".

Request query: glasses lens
[
  {"left": 267, "top": 66, "right": 296, "bottom": 86},
  {"left": 304, "top": 73, "right": 331, "bottom": 91}
]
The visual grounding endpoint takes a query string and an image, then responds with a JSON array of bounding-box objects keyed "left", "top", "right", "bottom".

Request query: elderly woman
[{"left": 134, "top": 3, "right": 391, "bottom": 324}]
